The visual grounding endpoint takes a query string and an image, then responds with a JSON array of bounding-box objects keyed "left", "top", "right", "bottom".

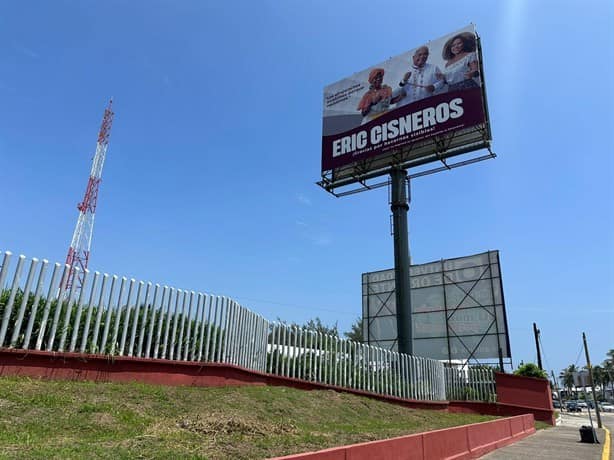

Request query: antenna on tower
[{"left": 65, "top": 99, "right": 115, "bottom": 291}]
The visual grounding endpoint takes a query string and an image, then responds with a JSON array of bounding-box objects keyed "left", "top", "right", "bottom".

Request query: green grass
[{"left": 0, "top": 376, "right": 499, "bottom": 459}]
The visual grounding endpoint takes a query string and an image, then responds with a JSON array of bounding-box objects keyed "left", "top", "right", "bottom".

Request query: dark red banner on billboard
[{"left": 321, "top": 88, "right": 485, "bottom": 171}]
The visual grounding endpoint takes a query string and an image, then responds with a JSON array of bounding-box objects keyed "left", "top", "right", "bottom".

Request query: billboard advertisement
[
  {"left": 321, "top": 25, "right": 490, "bottom": 187},
  {"left": 361, "top": 250, "right": 510, "bottom": 362}
]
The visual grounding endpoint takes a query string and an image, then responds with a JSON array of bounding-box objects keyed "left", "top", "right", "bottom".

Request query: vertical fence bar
[
  {"left": 217, "top": 298, "right": 229, "bottom": 364},
  {"left": 273, "top": 320, "right": 281, "bottom": 376},
  {"left": 78, "top": 272, "right": 100, "bottom": 353},
  {"left": 235, "top": 301, "right": 245, "bottom": 367},
  {"left": 194, "top": 293, "right": 206, "bottom": 361},
  {"left": 252, "top": 314, "right": 260, "bottom": 370},
  {"left": 299, "top": 325, "right": 305, "bottom": 378},
  {"left": 153, "top": 286, "right": 168, "bottom": 359},
  {"left": 9, "top": 257, "right": 39, "bottom": 348},
  {"left": 182, "top": 291, "right": 195, "bottom": 361},
  {"left": 260, "top": 318, "right": 269, "bottom": 371},
  {"left": 233, "top": 304, "right": 242, "bottom": 366},
  {"left": 144, "top": 284, "right": 160, "bottom": 359},
  {"left": 89, "top": 273, "right": 109, "bottom": 353},
  {"left": 317, "top": 332, "right": 323, "bottom": 383},
  {"left": 109, "top": 277, "right": 128, "bottom": 355},
  {"left": 100, "top": 275, "right": 120, "bottom": 354},
  {"left": 128, "top": 281, "right": 145, "bottom": 356},
  {"left": 58, "top": 268, "right": 84, "bottom": 352},
  {"left": 294, "top": 325, "right": 300, "bottom": 378},
  {"left": 286, "top": 325, "right": 292, "bottom": 377},
  {"left": 252, "top": 314, "right": 261, "bottom": 370},
  {"left": 0, "top": 255, "right": 26, "bottom": 347},
  {"left": 45, "top": 265, "right": 71, "bottom": 352},
  {"left": 222, "top": 298, "right": 234, "bottom": 364},
  {"left": 243, "top": 307, "right": 251, "bottom": 368},
  {"left": 136, "top": 282, "right": 152, "bottom": 358},
  {"left": 68, "top": 269, "right": 90, "bottom": 352},
  {"left": 210, "top": 296, "right": 221, "bottom": 362},
  {"left": 0, "top": 252, "right": 13, "bottom": 293},
  {"left": 168, "top": 289, "right": 183, "bottom": 360},
  {"left": 24, "top": 260, "right": 50, "bottom": 350},
  {"left": 176, "top": 289, "right": 188, "bottom": 361},
  {"left": 257, "top": 315, "right": 266, "bottom": 370},
  {"left": 197, "top": 293, "right": 210, "bottom": 361},
  {"left": 267, "top": 322, "right": 275, "bottom": 374},
  {"left": 225, "top": 300, "right": 237, "bottom": 364},
  {"left": 161, "top": 288, "right": 175, "bottom": 359},
  {"left": 117, "top": 278, "right": 136, "bottom": 356},
  {"left": 36, "top": 263, "right": 67, "bottom": 350}
]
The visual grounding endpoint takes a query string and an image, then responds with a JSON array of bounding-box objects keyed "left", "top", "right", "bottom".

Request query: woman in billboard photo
[
  {"left": 357, "top": 68, "right": 393, "bottom": 125},
  {"left": 440, "top": 32, "right": 480, "bottom": 91}
]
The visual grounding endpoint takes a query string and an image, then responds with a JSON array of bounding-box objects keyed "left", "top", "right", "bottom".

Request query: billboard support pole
[{"left": 390, "top": 168, "right": 412, "bottom": 355}]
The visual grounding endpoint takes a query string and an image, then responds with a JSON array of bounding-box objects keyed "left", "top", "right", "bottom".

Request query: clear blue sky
[{"left": 1, "top": 1, "right": 612, "bottom": 377}]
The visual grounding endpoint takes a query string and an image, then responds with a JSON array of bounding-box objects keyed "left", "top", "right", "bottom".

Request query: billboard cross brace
[{"left": 390, "top": 168, "right": 413, "bottom": 355}]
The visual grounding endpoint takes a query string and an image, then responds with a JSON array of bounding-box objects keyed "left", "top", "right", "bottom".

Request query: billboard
[
  {"left": 361, "top": 250, "right": 510, "bottom": 362},
  {"left": 321, "top": 25, "right": 491, "bottom": 191}
]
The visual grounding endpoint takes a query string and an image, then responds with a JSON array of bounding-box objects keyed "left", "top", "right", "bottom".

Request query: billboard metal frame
[
  {"left": 362, "top": 251, "right": 512, "bottom": 370},
  {"left": 318, "top": 33, "right": 494, "bottom": 197}
]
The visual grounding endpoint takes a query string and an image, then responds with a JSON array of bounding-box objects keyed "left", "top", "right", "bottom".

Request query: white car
[{"left": 600, "top": 404, "right": 614, "bottom": 413}]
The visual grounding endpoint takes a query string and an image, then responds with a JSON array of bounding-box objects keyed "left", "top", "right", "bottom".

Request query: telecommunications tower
[{"left": 65, "top": 99, "right": 114, "bottom": 291}]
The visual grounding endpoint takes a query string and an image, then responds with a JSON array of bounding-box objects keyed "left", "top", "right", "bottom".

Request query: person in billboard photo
[
  {"left": 391, "top": 46, "right": 444, "bottom": 107},
  {"left": 357, "top": 68, "right": 393, "bottom": 125},
  {"left": 440, "top": 32, "right": 480, "bottom": 91}
]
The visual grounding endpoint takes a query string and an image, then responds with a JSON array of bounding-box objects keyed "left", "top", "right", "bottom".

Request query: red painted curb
[{"left": 268, "top": 414, "right": 535, "bottom": 460}]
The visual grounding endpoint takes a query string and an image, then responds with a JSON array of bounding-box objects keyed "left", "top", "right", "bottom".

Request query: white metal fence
[
  {"left": 445, "top": 367, "right": 496, "bottom": 402},
  {"left": 0, "top": 250, "right": 494, "bottom": 402}
]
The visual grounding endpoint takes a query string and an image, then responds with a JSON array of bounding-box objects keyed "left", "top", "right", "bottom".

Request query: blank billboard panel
[{"left": 362, "top": 250, "right": 510, "bottom": 362}]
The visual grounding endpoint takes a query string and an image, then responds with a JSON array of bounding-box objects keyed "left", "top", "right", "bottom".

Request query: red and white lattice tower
[{"left": 65, "top": 99, "right": 114, "bottom": 290}]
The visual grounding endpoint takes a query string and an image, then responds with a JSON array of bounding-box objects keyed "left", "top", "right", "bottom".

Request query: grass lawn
[{"left": 0, "top": 376, "right": 501, "bottom": 459}]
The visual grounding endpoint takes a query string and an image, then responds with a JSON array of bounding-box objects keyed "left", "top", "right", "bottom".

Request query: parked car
[
  {"left": 553, "top": 400, "right": 561, "bottom": 409},
  {"left": 566, "top": 402, "right": 582, "bottom": 412},
  {"left": 600, "top": 404, "right": 614, "bottom": 413}
]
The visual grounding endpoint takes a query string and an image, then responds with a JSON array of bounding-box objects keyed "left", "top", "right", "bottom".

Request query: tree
[
  {"left": 276, "top": 317, "right": 339, "bottom": 337},
  {"left": 514, "top": 362, "right": 547, "bottom": 379},
  {"left": 559, "top": 364, "right": 578, "bottom": 396},
  {"left": 344, "top": 317, "right": 363, "bottom": 342},
  {"left": 591, "top": 365, "right": 605, "bottom": 400}
]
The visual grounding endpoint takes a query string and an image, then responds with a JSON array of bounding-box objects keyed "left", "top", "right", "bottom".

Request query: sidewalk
[{"left": 481, "top": 411, "right": 612, "bottom": 460}]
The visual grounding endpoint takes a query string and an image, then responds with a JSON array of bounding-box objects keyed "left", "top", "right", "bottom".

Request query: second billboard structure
[
  {"left": 321, "top": 25, "right": 491, "bottom": 190},
  {"left": 362, "top": 251, "right": 511, "bottom": 364}
]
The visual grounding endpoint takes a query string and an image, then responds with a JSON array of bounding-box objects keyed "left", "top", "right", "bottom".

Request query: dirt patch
[{"left": 177, "top": 413, "right": 297, "bottom": 437}]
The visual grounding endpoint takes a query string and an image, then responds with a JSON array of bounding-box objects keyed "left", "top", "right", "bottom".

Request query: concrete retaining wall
[{"left": 269, "top": 414, "right": 535, "bottom": 460}]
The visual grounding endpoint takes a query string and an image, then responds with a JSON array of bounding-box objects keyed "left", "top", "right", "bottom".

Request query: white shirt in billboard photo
[
  {"left": 391, "top": 46, "right": 444, "bottom": 108},
  {"left": 441, "top": 33, "right": 480, "bottom": 91}
]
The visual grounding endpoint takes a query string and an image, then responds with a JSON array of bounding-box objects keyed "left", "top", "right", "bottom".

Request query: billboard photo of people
[{"left": 322, "top": 25, "right": 488, "bottom": 174}]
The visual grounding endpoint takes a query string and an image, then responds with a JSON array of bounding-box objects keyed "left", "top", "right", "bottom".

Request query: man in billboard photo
[
  {"left": 441, "top": 32, "right": 480, "bottom": 91},
  {"left": 391, "top": 46, "right": 444, "bottom": 107},
  {"left": 357, "top": 68, "right": 393, "bottom": 125}
]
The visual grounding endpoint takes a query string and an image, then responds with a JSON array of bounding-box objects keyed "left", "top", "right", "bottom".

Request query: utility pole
[
  {"left": 533, "top": 322, "right": 543, "bottom": 370},
  {"left": 583, "top": 332, "right": 602, "bottom": 428},
  {"left": 550, "top": 370, "right": 564, "bottom": 416}
]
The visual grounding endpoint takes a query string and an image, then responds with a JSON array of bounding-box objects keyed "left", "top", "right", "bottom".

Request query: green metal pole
[{"left": 390, "top": 168, "right": 412, "bottom": 355}]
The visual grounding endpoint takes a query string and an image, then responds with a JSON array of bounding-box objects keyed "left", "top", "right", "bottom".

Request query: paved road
[{"left": 481, "top": 411, "right": 613, "bottom": 460}]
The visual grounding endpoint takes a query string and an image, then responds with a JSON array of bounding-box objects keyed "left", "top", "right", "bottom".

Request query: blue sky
[{"left": 1, "top": 1, "right": 612, "bottom": 376}]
